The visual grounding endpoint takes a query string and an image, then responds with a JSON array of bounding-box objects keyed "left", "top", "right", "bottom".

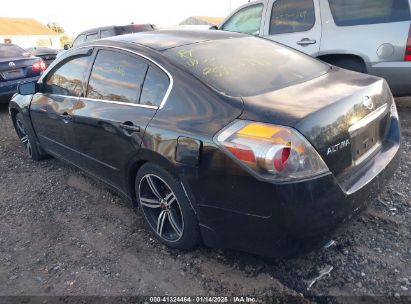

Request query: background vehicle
[
  {"left": 26, "top": 47, "right": 58, "bottom": 67},
  {"left": 66, "top": 23, "right": 158, "bottom": 49},
  {"left": 218, "top": 0, "right": 411, "bottom": 96},
  {"left": 0, "top": 43, "right": 46, "bottom": 103},
  {"left": 9, "top": 31, "right": 400, "bottom": 257}
]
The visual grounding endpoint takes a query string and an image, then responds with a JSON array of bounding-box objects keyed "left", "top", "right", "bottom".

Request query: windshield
[
  {"left": 164, "top": 37, "right": 329, "bottom": 97},
  {"left": 0, "top": 44, "right": 26, "bottom": 58}
]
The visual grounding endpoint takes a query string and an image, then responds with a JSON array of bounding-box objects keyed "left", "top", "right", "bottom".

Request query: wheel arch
[
  {"left": 316, "top": 53, "right": 368, "bottom": 72},
  {"left": 126, "top": 149, "right": 180, "bottom": 207}
]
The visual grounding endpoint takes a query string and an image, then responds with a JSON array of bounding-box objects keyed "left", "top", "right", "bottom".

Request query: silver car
[{"left": 219, "top": 0, "right": 411, "bottom": 96}]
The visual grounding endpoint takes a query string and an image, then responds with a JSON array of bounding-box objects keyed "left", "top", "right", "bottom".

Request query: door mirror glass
[
  {"left": 209, "top": 25, "right": 219, "bottom": 30},
  {"left": 18, "top": 82, "right": 37, "bottom": 95},
  {"left": 63, "top": 43, "right": 71, "bottom": 50}
]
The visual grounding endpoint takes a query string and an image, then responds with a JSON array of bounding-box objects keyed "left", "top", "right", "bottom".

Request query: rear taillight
[
  {"left": 405, "top": 25, "right": 411, "bottom": 61},
  {"left": 32, "top": 59, "right": 46, "bottom": 72},
  {"left": 215, "top": 120, "right": 329, "bottom": 182}
]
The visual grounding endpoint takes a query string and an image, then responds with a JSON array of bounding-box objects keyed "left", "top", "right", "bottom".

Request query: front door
[
  {"left": 263, "top": 0, "right": 321, "bottom": 56},
  {"left": 72, "top": 48, "right": 171, "bottom": 189},
  {"left": 30, "top": 53, "right": 92, "bottom": 163}
]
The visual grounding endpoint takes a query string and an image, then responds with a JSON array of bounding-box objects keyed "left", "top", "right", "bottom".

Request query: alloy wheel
[
  {"left": 138, "top": 174, "right": 184, "bottom": 242},
  {"left": 16, "top": 118, "right": 33, "bottom": 158}
]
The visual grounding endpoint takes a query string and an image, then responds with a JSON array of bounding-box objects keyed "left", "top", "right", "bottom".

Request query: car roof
[
  {"left": 108, "top": 29, "right": 247, "bottom": 51},
  {"left": 78, "top": 24, "right": 155, "bottom": 35}
]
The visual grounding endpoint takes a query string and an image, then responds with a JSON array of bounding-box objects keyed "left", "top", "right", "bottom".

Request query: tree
[{"left": 47, "top": 22, "right": 65, "bottom": 34}]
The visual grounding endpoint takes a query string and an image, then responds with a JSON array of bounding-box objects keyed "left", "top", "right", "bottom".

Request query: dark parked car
[
  {"left": 26, "top": 47, "right": 58, "bottom": 67},
  {"left": 9, "top": 31, "right": 401, "bottom": 257},
  {"left": 0, "top": 43, "right": 46, "bottom": 103},
  {"left": 68, "top": 23, "right": 157, "bottom": 49}
]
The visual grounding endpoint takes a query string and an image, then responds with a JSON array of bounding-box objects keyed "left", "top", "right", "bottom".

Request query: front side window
[
  {"left": 87, "top": 50, "right": 148, "bottom": 104},
  {"left": 328, "top": 0, "right": 410, "bottom": 26},
  {"left": 86, "top": 33, "right": 98, "bottom": 42},
  {"left": 72, "top": 35, "right": 86, "bottom": 47},
  {"left": 270, "top": 0, "right": 315, "bottom": 35},
  {"left": 100, "top": 30, "right": 113, "bottom": 39},
  {"left": 44, "top": 56, "right": 90, "bottom": 96},
  {"left": 222, "top": 4, "right": 263, "bottom": 35},
  {"left": 140, "top": 66, "right": 170, "bottom": 107}
]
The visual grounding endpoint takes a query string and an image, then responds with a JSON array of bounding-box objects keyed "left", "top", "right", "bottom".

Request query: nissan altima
[{"left": 9, "top": 30, "right": 401, "bottom": 257}]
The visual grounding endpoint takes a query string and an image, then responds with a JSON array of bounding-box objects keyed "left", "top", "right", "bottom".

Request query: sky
[{"left": 2, "top": 0, "right": 250, "bottom": 36}]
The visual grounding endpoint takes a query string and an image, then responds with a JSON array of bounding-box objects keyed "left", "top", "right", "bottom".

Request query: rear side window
[
  {"left": 140, "top": 66, "right": 170, "bottom": 107},
  {"left": 222, "top": 4, "right": 263, "bottom": 35},
  {"left": 72, "top": 35, "right": 86, "bottom": 47},
  {"left": 328, "top": 0, "right": 411, "bottom": 26},
  {"left": 270, "top": 0, "right": 316, "bottom": 34},
  {"left": 44, "top": 56, "right": 90, "bottom": 97},
  {"left": 87, "top": 50, "right": 148, "bottom": 104}
]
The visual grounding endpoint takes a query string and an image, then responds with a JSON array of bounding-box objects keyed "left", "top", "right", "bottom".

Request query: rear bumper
[
  {"left": 368, "top": 61, "right": 411, "bottom": 96},
  {"left": 192, "top": 118, "right": 401, "bottom": 257},
  {"left": 0, "top": 76, "right": 39, "bottom": 102}
]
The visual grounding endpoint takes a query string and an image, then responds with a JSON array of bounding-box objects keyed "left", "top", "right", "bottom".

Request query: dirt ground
[{"left": 0, "top": 98, "right": 410, "bottom": 303}]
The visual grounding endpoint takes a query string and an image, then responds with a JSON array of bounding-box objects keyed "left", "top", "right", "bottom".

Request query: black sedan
[
  {"left": 0, "top": 43, "right": 47, "bottom": 103},
  {"left": 9, "top": 31, "right": 401, "bottom": 257}
]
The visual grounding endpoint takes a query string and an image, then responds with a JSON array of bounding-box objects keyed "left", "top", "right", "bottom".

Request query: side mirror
[
  {"left": 209, "top": 25, "right": 219, "bottom": 30},
  {"left": 17, "top": 82, "right": 37, "bottom": 95},
  {"left": 63, "top": 43, "right": 71, "bottom": 50}
]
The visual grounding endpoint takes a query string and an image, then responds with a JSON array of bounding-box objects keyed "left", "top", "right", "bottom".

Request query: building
[
  {"left": 0, "top": 17, "right": 60, "bottom": 49},
  {"left": 179, "top": 16, "right": 224, "bottom": 27}
]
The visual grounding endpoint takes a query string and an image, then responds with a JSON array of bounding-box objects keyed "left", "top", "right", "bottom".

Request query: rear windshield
[
  {"left": 329, "top": 0, "right": 411, "bottom": 26},
  {"left": 164, "top": 37, "right": 328, "bottom": 97},
  {"left": 0, "top": 44, "right": 25, "bottom": 58}
]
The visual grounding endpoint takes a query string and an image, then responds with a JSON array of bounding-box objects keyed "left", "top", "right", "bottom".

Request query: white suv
[{"left": 218, "top": 0, "right": 411, "bottom": 96}]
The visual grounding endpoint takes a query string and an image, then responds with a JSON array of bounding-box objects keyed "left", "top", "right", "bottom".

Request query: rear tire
[
  {"left": 135, "top": 163, "right": 200, "bottom": 250},
  {"left": 14, "top": 113, "right": 45, "bottom": 161}
]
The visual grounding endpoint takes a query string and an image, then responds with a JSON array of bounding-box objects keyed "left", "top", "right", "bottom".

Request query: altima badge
[
  {"left": 327, "top": 139, "right": 351, "bottom": 156},
  {"left": 8, "top": 62, "right": 16, "bottom": 67},
  {"left": 363, "top": 96, "right": 374, "bottom": 110}
]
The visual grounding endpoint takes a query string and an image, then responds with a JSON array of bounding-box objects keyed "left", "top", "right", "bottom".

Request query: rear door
[
  {"left": 30, "top": 49, "right": 92, "bottom": 162},
  {"left": 263, "top": 0, "right": 321, "bottom": 56},
  {"left": 72, "top": 48, "right": 170, "bottom": 189},
  {"left": 320, "top": 0, "right": 411, "bottom": 64}
]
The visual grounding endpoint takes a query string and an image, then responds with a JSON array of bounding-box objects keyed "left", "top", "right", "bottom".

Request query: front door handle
[
  {"left": 119, "top": 122, "right": 141, "bottom": 132},
  {"left": 297, "top": 38, "right": 317, "bottom": 46},
  {"left": 59, "top": 112, "right": 73, "bottom": 122}
]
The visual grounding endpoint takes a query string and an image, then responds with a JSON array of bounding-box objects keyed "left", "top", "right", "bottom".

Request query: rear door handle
[
  {"left": 119, "top": 122, "right": 141, "bottom": 132},
  {"left": 297, "top": 38, "right": 317, "bottom": 46}
]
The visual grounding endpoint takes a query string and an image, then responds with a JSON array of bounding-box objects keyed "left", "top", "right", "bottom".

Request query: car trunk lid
[
  {"left": 0, "top": 56, "right": 39, "bottom": 81},
  {"left": 239, "top": 67, "right": 394, "bottom": 180}
]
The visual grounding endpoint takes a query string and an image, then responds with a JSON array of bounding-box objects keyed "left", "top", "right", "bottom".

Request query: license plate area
[
  {"left": 1, "top": 69, "right": 24, "bottom": 80},
  {"left": 348, "top": 104, "right": 389, "bottom": 166},
  {"left": 351, "top": 121, "right": 381, "bottom": 163}
]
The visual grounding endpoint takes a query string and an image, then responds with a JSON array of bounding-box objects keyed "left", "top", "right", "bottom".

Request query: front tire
[
  {"left": 14, "top": 113, "right": 45, "bottom": 161},
  {"left": 135, "top": 163, "right": 200, "bottom": 250}
]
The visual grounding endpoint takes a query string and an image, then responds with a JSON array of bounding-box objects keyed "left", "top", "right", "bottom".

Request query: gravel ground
[{"left": 0, "top": 98, "right": 410, "bottom": 303}]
